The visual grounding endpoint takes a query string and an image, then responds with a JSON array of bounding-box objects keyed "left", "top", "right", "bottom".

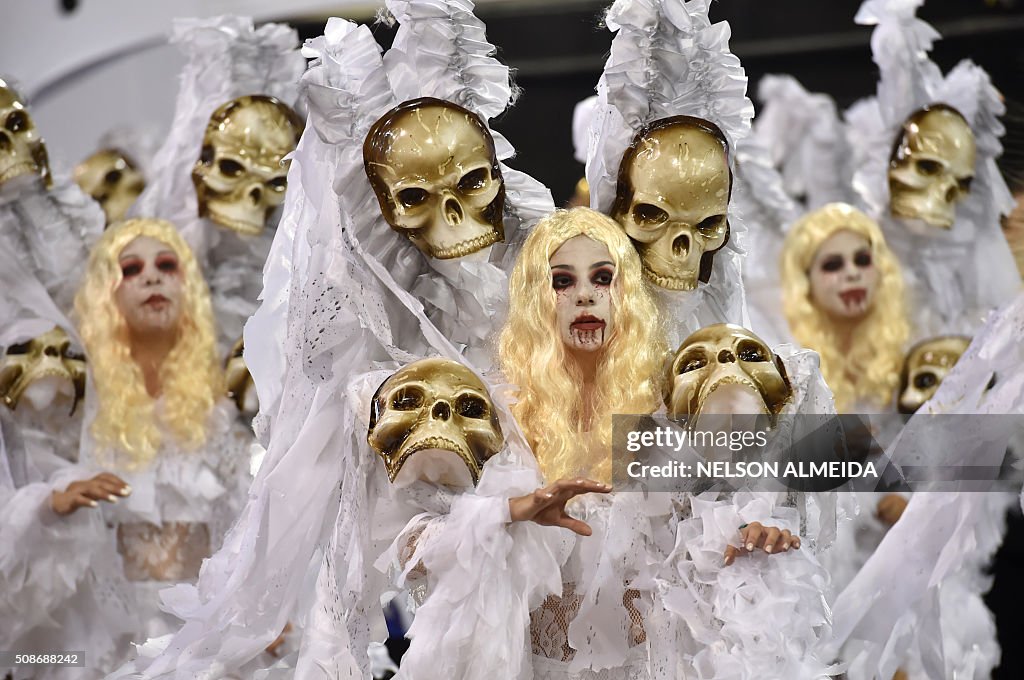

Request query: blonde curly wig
[
  {"left": 781, "top": 203, "right": 909, "bottom": 412},
  {"left": 74, "top": 218, "right": 223, "bottom": 467},
  {"left": 499, "top": 207, "right": 667, "bottom": 483}
]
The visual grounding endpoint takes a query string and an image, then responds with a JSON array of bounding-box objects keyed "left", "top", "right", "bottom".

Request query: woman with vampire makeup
[
  {"left": 68, "top": 218, "right": 253, "bottom": 673},
  {"left": 782, "top": 202, "right": 910, "bottom": 413}
]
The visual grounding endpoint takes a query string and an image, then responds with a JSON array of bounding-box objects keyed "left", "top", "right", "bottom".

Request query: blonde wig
[
  {"left": 74, "top": 218, "right": 223, "bottom": 467},
  {"left": 499, "top": 207, "right": 667, "bottom": 483},
  {"left": 781, "top": 203, "right": 909, "bottom": 412}
]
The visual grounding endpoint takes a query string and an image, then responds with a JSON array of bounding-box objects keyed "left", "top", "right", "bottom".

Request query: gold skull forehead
[
  {"left": 612, "top": 116, "right": 732, "bottom": 288},
  {"left": 202, "top": 96, "right": 303, "bottom": 168},
  {"left": 669, "top": 323, "right": 791, "bottom": 417},
  {"left": 368, "top": 357, "right": 503, "bottom": 484},
  {"left": 890, "top": 105, "right": 975, "bottom": 175},
  {"left": 0, "top": 326, "right": 86, "bottom": 413},
  {"left": 363, "top": 97, "right": 506, "bottom": 259},
  {"left": 904, "top": 335, "right": 971, "bottom": 370},
  {"left": 0, "top": 78, "right": 51, "bottom": 189}
]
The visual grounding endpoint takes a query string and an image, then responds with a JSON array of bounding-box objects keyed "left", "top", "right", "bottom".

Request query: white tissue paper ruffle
[
  {"left": 827, "top": 292, "right": 1024, "bottom": 679},
  {"left": 122, "top": 2, "right": 551, "bottom": 675},
  {"left": 753, "top": 75, "right": 855, "bottom": 213},
  {"left": 846, "top": 0, "right": 1020, "bottom": 337},
  {"left": 0, "top": 174, "right": 104, "bottom": 313},
  {"left": 587, "top": 0, "right": 753, "bottom": 340}
]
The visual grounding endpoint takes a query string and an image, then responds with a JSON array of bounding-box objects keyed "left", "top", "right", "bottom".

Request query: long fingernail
[
  {"left": 107, "top": 495, "right": 119, "bottom": 503},
  {"left": 764, "top": 544, "right": 773, "bottom": 554},
  {"left": 122, "top": 485, "right": 132, "bottom": 494},
  {"left": 782, "top": 541, "right": 790, "bottom": 549},
  {"left": 746, "top": 542, "right": 754, "bottom": 552},
  {"left": 545, "top": 493, "right": 554, "bottom": 498},
  {"left": 89, "top": 500, "right": 98, "bottom": 507}
]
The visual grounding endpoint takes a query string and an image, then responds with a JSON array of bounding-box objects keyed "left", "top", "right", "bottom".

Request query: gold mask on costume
[
  {"left": 0, "top": 327, "right": 85, "bottom": 413},
  {"left": 668, "top": 324, "right": 791, "bottom": 419},
  {"left": 193, "top": 95, "right": 303, "bottom": 236},
  {"left": 74, "top": 148, "right": 145, "bottom": 225},
  {"left": 363, "top": 97, "right": 505, "bottom": 259},
  {"left": 368, "top": 358, "right": 503, "bottom": 487},
  {"left": 897, "top": 335, "right": 970, "bottom": 414},
  {"left": 224, "top": 337, "right": 257, "bottom": 416},
  {"left": 612, "top": 116, "right": 731, "bottom": 290},
  {"left": 888, "top": 104, "right": 976, "bottom": 229},
  {"left": 0, "top": 79, "right": 51, "bottom": 189}
]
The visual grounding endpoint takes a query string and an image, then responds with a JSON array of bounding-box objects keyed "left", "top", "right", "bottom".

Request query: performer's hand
[
  {"left": 266, "top": 622, "right": 292, "bottom": 657},
  {"left": 724, "top": 521, "right": 800, "bottom": 566},
  {"left": 51, "top": 473, "right": 131, "bottom": 516},
  {"left": 876, "top": 494, "right": 908, "bottom": 526},
  {"left": 892, "top": 670, "right": 908, "bottom": 680},
  {"left": 508, "top": 478, "right": 611, "bottom": 536}
]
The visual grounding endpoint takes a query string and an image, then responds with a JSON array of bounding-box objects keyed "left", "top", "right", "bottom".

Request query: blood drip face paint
[
  {"left": 807, "top": 229, "right": 879, "bottom": 321},
  {"left": 550, "top": 235, "right": 616, "bottom": 352}
]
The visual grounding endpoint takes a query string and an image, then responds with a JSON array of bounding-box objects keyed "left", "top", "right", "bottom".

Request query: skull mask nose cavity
[
  {"left": 945, "top": 185, "right": 957, "bottom": 203},
  {"left": 0, "top": 132, "right": 10, "bottom": 151},
  {"left": 444, "top": 197, "right": 464, "bottom": 226},
  {"left": 673, "top": 233, "right": 690, "bottom": 257},
  {"left": 44, "top": 346, "right": 59, "bottom": 358},
  {"left": 249, "top": 186, "right": 263, "bottom": 204},
  {"left": 717, "top": 349, "right": 735, "bottom": 363},
  {"left": 432, "top": 401, "right": 452, "bottom": 420}
]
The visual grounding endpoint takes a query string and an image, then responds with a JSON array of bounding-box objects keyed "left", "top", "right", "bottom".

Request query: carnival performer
[{"left": 72, "top": 218, "right": 253, "bottom": 673}]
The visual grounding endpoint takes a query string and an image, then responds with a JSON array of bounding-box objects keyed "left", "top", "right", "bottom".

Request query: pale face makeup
[
  {"left": 114, "top": 236, "right": 184, "bottom": 337},
  {"left": 808, "top": 229, "right": 879, "bottom": 320},
  {"left": 550, "top": 235, "right": 616, "bottom": 352}
]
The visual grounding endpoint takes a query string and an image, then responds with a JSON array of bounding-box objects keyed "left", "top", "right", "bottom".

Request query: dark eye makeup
[
  {"left": 120, "top": 260, "right": 143, "bottom": 278},
  {"left": 552, "top": 273, "right": 575, "bottom": 290},
  {"left": 591, "top": 268, "right": 614, "bottom": 287}
]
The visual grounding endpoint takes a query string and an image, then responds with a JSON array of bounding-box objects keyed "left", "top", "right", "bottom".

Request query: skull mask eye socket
[
  {"left": 632, "top": 203, "right": 669, "bottom": 227},
  {"left": 696, "top": 214, "right": 727, "bottom": 237},
  {"left": 5, "top": 110, "right": 28, "bottom": 133},
  {"left": 677, "top": 351, "right": 708, "bottom": 374},
  {"left": 391, "top": 385, "right": 425, "bottom": 411},
  {"left": 6, "top": 341, "right": 31, "bottom": 356},
  {"left": 913, "top": 372, "right": 938, "bottom": 389},
  {"left": 218, "top": 158, "right": 245, "bottom": 178},
  {"left": 397, "top": 187, "right": 430, "bottom": 209},
  {"left": 455, "top": 393, "right": 488, "bottom": 419},
  {"left": 457, "top": 168, "right": 490, "bottom": 194},
  {"left": 737, "top": 340, "right": 769, "bottom": 363},
  {"left": 914, "top": 159, "right": 943, "bottom": 176}
]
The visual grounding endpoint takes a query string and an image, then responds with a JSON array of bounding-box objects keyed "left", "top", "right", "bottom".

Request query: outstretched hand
[
  {"left": 723, "top": 521, "right": 801, "bottom": 566},
  {"left": 509, "top": 477, "right": 611, "bottom": 536},
  {"left": 51, "top": 473, "right": 131, "bottom": 516}
]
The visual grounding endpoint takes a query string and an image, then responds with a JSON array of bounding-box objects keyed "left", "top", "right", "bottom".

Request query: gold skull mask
[
  {"left": 0, "top": 327, "right": 86, "bottom": 414},
  {"left": 612, "top": 116, "right": 732, "bottom": 291},
  {"left": 897, "top": 335, "right": 970, "bottom": 415},
  {"left": 193, "top": 95, "right": 303, "bottom": 236},
  {"left": 368, "top": 358, "right": 503, "bottom": 487},
  {"left": 0, "top": 79, "right": 51, "bottom": 189},
  {"left": 74, "top": 148, "right": 145, "bottom": 225},
  {"left": 364, "top": 97, "right": 506, "bottom": 259},
  {"left": 224, "top": 337, "right": 257, "bottom": 416},
  {"left": 668, "top": 324, "right": 791, "bottom": 419},
  {"left": 888, "top": 104, "right": 976, "bottom": 229}
]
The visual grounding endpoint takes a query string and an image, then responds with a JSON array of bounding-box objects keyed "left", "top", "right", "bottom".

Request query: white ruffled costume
[
  {"left": 130, "top": 16, "right": 306, "bottom": 351},
  {"left": 845, "top": 0, "right": 1021, "bottom": 338}
]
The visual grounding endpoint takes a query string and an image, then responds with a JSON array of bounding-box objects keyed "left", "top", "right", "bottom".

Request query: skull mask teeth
[
  {"left": 364, "top": 97, "right": 506, "bottom": 260},
  {"left": 898, "top": 335, "right": 971, "bottom": 415},
  {"left": 0, "top": 79, "right": 51, "bottom": 189},
  {"left": 0, "top": 327, "right": 86, "bottom": 414},
  {"left": 367, "top": 357, "right": 504, "bottom": 486},
  {"left": 224, "top": 337, "right": 257, "bottom": 416},
  {"left": 74, "top": 148, "right": 145, "bottom": 225},
  {"left": 192, "top": 95, "right": 303, "bottom": 236},
  {"left": 612, "top": 116, "right": 732, "bottom": 291},
  {"left": 668, "top": 323, "right": 791, "bottom": 419},
  {"left": 888, "top": 104, "right": 976, "bottom": 230}
]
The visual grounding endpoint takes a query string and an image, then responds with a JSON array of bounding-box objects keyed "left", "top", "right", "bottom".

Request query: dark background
[{"left": 292, "top": 0, "right": 1024, "bottom": 205}]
